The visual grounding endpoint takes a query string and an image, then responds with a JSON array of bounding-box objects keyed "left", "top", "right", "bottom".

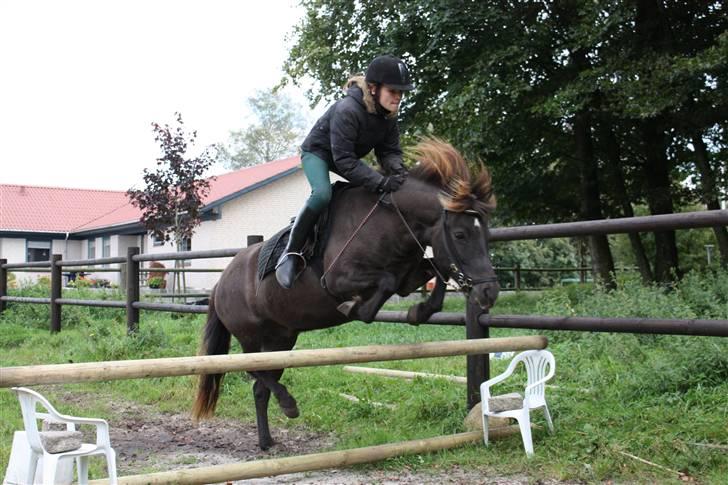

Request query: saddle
[{"left": 257, "top": 182, "right": 351, "bottom": 282}]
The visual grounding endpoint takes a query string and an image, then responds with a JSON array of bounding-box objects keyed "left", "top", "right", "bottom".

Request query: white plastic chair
[
  {"left": 480, "top": 349, "right": 555, "bottom": 456},
  {"left": 11, "top": 387, "right": 118, "bottom": 485}
]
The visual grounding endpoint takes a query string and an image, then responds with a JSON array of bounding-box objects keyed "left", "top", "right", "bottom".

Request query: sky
[{"left": 0, "top": 0, "right": 318, "bottom": 191}]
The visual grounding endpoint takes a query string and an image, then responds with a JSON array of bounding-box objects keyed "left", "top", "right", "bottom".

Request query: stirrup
[{"left": 275, "top": 252, "right": 307, "bottom": 271}]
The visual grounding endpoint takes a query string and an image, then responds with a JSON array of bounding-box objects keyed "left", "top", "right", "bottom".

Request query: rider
[{"left": 275, "top": 54, "right": 415, "bottom": 289}]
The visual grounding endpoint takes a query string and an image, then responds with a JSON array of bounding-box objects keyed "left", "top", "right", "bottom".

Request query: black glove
[{"left": 377, "top": 173, "right": 406, "bottom": 193}]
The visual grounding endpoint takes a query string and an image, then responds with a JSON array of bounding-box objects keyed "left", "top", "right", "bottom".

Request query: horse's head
[{"left": 408, "top": 137, "right": 499, "bottom": 311}]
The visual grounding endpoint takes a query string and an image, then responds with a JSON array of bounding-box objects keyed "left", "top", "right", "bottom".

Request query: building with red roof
[{"left": 0, "top": 156, "right": 306, "bottom": 288}]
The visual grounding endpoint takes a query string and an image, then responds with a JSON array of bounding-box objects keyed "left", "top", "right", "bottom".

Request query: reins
[
  {"left": 320, "top": 195, "right": 382, "bottom": 290},
  {"left": 320, "top": 191, "right": 497, "bottom": 295}
]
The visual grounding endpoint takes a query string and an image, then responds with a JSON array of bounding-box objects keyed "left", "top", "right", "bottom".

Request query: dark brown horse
[{"left": 192, "top": 138, "right": 499, "bottom": 449}]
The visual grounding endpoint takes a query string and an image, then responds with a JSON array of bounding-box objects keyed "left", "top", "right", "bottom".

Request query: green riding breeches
[{"left": 301, "top": 151, "right": 333, "bottom": 214}]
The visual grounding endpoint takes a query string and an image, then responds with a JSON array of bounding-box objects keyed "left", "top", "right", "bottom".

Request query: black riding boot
[{"left": 275, "top": 206, "right": 320, "bottom": 289}]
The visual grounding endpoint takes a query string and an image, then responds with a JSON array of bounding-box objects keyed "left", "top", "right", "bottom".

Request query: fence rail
[{"left": 1, "top": 209, "right": 726, "bottom": 404}]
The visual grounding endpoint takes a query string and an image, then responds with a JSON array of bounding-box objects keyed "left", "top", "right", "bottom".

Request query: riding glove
[{"left": 377, "top": 173, "right": 406, "bottom": 193}]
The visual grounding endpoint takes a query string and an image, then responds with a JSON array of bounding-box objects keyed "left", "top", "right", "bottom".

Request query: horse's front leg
[
  {"left": 338, "top": 272, "right": 398, "bottom": 323},
  {"left": 407, "top": 276, "right": 447, "bottom": 324}
]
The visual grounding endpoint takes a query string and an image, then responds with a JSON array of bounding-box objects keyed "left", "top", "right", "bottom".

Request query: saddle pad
[
  {"left": 256, "top": 181, "right": 352, "bottom": 282},
  {"left": 257, "top": 225, "right": 292, "bottom": 282}
]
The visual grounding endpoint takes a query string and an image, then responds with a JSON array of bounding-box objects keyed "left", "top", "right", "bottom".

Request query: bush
[{"left": 147, "top": 276, "right": 165, "bottom": 289}]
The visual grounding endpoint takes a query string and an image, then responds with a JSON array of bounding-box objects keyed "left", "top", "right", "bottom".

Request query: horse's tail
[{"left": 191, "top": 286, "right": 231, "bottom": 421}]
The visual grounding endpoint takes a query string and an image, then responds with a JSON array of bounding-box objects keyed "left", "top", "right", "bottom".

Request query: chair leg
[
  {"left": 26, "top": 450, "right": 40, "bottom": 485},
  {"left": 106, "top": 448, "right": 118, "bottom": 485},
  {"left": 41, "top": 454, "right": 60, "bottom": 485},
  {"left": 77, "top": 456, "right": 89, "bottom": 485},
  {"left": 543, "top": 403, "right": 554, "bottom": 434},
  {"left": 516, "top": 411, "right": 534, "bottom": 456},
  {"left": 482, "top": 413, "right": 489, "bottom": 446}
]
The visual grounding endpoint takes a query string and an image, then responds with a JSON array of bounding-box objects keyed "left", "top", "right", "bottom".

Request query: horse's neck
[{"left": 327, "top": 182, "right": 441, "bottom": 256}]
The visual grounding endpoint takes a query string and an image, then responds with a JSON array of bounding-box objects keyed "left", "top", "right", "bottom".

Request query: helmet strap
[{"left": 371, "top": 85, "right": 391, "bottom": 116}]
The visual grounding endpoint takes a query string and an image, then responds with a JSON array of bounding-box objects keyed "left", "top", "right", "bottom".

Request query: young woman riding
[{"left": 275, "top": 54, "right": 415, "bottom": 289}]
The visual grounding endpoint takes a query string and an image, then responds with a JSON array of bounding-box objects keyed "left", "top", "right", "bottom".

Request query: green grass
[{"left": 1, "top": 270, "right": 727, "bottom": 483}]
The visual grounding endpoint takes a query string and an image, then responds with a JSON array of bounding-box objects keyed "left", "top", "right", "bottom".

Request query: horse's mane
[{"left": 408, "top": 137, "right": 496, "bottom": 216}]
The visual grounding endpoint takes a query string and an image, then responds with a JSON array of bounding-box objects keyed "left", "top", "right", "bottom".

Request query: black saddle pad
[{"left": 257, "top": 181, "right": 351, "bottom": 282}]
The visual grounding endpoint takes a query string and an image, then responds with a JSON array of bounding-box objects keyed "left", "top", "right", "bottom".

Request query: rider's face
[{"left": 376, "top": 85, "right": 403, "bottom": 112}]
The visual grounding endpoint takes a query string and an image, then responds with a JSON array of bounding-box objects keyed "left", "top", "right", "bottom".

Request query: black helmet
[{"left": 365, "top": 55, "right": 414, "bottom": 91}]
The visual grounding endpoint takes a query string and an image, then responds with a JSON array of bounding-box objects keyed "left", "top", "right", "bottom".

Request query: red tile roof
[{"left": 0, "top": 156, "right": 301, "bottom": 234}]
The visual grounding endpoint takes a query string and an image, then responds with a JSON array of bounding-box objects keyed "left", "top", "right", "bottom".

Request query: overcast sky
[{"left": 0, "top": 0, "right": 317, "bottom": 191}]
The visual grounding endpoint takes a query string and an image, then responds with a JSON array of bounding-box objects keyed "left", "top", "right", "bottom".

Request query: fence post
[
  {"left": 127, "top": 247, "right": 140, "bottom": 335},
  {"left": 465, "top": 298, "right": 489, "bottom": 410},
  {"left": 0, "top": 259, "right": 7, "bottom": 314},
  {"left": 247, "top": 235, "right": 264, "bottom": 246},
  {"left": 50, "top": 254, "right": 62, "bottom": 333},
  {"left": 514, "top": 264, "right": 521, "bottom": 291}
]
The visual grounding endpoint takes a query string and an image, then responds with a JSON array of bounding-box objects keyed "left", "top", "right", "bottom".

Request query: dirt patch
[{"left": 54, "top": 391, "right": 575, "bottom": 484}]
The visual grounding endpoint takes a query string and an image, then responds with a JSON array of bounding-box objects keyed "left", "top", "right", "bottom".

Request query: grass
[{"left": 1, "top": 270, "right": 727, "bottom": 483}]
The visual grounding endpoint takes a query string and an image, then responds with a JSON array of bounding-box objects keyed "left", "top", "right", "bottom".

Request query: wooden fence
[{"left": 1, "top": 209, "right": 727, "bottom": 406}]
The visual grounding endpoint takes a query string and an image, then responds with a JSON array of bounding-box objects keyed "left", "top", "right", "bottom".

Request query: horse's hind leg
[
  {"left": 243, "top": 330, "right": 299, "bottom": 450},
  {"left": 257, "top": 331, "right": 300, "bottom": 418}
]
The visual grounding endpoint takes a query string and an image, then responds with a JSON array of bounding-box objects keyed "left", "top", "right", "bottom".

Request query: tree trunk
[
  {"left": 602, "top": 126, "right": 654, "bottom": 283},
  {"left": 574, "top": 110, "right": 616, "bottom": 288},
  {"left": 692, "top": 134, "right": 728, "bottom": 267},
  {"left": 635, "top": 0, "right": 680, "bottom": 282},
  {"left": 641, "top": 119, "right": 680, "bottom": 282}
]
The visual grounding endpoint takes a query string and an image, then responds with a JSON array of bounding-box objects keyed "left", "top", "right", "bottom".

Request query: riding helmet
[{"left": 365, "top": 55, "right": 414, "bottom": 91}]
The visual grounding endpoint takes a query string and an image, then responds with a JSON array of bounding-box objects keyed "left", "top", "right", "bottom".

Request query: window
[
  {"left": 180, "top": 237, "right": 192, "bottom": 267},
  {"left": 102, "top": 236, "right": 111, "bottom": 267},
  {"left": 102, "top": 236, "right": 111, "bottom": 258},
  {"left": 152, "top": 234, "right": 164, "bottom": 247},
  {"left": 88, "top": 239, "right": 96, "bottom": 259},
  {"left": 26, "top": 240, "right": 51, "bottom": 262}
]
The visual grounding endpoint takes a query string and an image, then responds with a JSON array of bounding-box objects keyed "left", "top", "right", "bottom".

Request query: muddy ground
[{"left": 57, "top": 392, "right": 575, "bottom": 484}]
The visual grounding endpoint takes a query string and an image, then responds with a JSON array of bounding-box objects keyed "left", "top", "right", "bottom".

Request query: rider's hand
[{"left": 377, "top": 173, "right": 406, "bottom": 193}]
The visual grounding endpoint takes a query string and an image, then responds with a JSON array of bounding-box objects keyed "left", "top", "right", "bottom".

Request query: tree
[
  {"left": 218, "top": 88, "right": 307, "bottom": 168},
  {"left": 285, "top": 0, "right": 728, "bottom": 283},
  {"left": 127, "top": 113, "right": 215, "bottom": 291}
]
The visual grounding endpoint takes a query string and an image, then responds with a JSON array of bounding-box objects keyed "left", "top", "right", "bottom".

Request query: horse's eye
[{"left": 454, "top": 231, "right": 466, "bottom": 240}]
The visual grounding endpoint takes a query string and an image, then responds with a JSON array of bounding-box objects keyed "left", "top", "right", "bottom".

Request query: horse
[{"left": 192, "top": 137, "right": 499, "bottom": 450}]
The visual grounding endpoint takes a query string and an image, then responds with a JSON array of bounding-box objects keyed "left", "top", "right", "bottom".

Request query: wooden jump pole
[
  {"left": 343, "top": 365, "right": 468, "bottom": 384},
  {"left": 88, "top": 428, "right": 519, "bottom": 485},
  {"left": 0, "top": 336, "right": 547, "bottom": 388}
]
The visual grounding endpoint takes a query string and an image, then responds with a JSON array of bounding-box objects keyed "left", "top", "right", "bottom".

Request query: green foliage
[
  {"left": 491, "top": 238, "right": 580, "bottom": 289},
  {"left": 217, "top": 88, "right": 307, "bottom": 168},
  {"left": 1, "top": 270, "right": 726, "bottom": 481},
  {"left": 147, "top": 276, "right": 165, "bottom": 289},
  {"left": 285, "top": 0, "right": 728, "bottom": 282}
]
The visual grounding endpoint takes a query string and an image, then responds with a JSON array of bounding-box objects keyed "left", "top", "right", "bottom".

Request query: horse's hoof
[
  {"left": 337, "top": 300, "right": 358, "bottom": 317},
  {"left": 281, "top": 405, "right": 300, "bottom": 419},
  {"left": 406, "top": 304, "right": 426, "bottom": 325},
  {"left": 259, "top": 438, "right": 274, "bottom": 451}
]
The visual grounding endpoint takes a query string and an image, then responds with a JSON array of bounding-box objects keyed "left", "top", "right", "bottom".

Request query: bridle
[
  {"left": 390, "top": 196, "right": 498, "bottom": 294},
  {"left": 440, "top": 209, "right": 499, "bottom": 292}
]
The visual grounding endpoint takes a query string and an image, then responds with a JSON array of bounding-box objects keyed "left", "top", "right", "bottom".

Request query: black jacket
[{"left": 300, "top": 77, "right": 405, "bottom": 191}]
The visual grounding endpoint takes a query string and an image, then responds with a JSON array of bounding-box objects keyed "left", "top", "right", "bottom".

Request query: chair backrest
[
  {"left": 12, "top": 387, "right": 62, "bottom": 453},
  {"left": 509, "top": 350, "right": 555, "bottom": 400}
]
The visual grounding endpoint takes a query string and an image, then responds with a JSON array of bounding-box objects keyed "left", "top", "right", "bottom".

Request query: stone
[
  {"left": 463, "top": 402, "right": 511, "bottom": 432},
  {"left": 39, "top": 431, "right": 83, "bottom": 453},
  {"left": 488, "top": 392, "right": 523, "bottom": 413}
]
